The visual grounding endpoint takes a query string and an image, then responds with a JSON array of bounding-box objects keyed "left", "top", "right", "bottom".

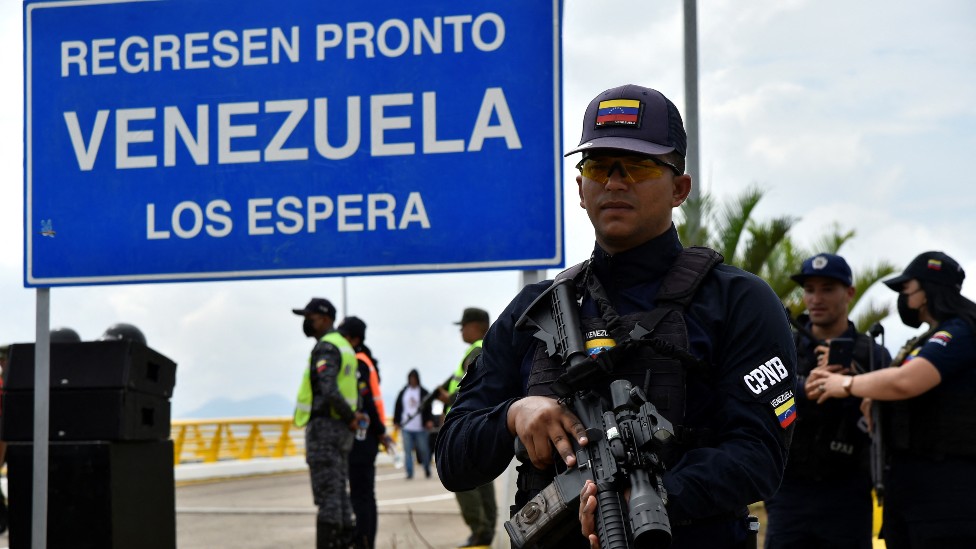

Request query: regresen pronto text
[{"left": 53, "top": 12, "right": 524, "bottom": 241}]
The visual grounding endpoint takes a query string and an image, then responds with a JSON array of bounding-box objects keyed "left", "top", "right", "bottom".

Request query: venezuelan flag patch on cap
[
  {"left": 927, "top": 259, "right": 943, "bottom": 270},
  {"left": 596, "top": 99, "right": 641, "bottom": 127}
]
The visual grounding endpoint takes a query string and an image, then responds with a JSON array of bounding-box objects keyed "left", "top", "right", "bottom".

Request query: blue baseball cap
[
  {"left": 564, "top": 84, "right": 686, "bottom": 158},
  {"left": 791, "top": 253, "right": 853, "bottom": 287}
]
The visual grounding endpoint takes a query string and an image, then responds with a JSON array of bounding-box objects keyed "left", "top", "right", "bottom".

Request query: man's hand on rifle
[{"left": 506, "top": 396, "right": 589, "bottom": 469}]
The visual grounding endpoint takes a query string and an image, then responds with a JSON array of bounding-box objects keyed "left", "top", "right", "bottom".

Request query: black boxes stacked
[{"left": 1, "top": 340, "right": 177, "bottom": 549}]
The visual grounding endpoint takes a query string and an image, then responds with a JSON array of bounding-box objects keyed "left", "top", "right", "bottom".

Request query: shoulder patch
[
  {"left": 315, "top": 359, "right": 329, "bottom": 373},
  {"left": 741, "top": 355, "right": 790, "bottom": 396},
  {"left": 928, "top": 331, "right": 952, "bottom": 347},
  {"left": 903, "top": 347, "right": 922, "bottom": 365},
  {"left": 585, "top": 329, "right": 616, "bottom": 356},
  {"left": 770, "top": 389, "right": 796, "bottom": 429}
]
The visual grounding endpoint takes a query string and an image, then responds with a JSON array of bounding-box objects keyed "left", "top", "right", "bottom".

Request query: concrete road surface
[{"left": 176, "top": 461, "right": 517, "bottom": 549}]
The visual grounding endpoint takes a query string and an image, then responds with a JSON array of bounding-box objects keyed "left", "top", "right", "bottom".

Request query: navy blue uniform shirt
[
  {"left": 436, "top": 227, "right": 797, "bottom": 544},
  {"left": 764, "top": 321, "right": 889, "bottom": 547},
  {"left": 885, "top": 317, "right": 976, "bottom": 528}
]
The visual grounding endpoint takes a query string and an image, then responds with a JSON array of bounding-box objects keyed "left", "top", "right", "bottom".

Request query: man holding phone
[{"left": 764, "top": 253, "right": 891, "bottom": 549}]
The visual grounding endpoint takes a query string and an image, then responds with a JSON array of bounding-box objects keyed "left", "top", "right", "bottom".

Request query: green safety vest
[
  {"left": 445, "top": 339, "right": 482, "bottom": 414},
  {"left": 294, "top": 331, "right": 358, "bottom": 427}
]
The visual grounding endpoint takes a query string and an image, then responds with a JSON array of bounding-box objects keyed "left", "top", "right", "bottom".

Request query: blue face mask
[{"left": 897, "top": 293, "right": 922, "bottom": 328}]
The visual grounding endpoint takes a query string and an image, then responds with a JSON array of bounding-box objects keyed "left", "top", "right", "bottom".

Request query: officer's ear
[
  {"left": 672, "top": 174, "right": 692, "bottom": 207},
  {"left": 577, "top": 173, "right": 585, "bottom": 209}
]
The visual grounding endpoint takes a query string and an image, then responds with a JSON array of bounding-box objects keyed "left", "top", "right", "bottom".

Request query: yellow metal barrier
[{"left": 171, "top": 417, "right": 305, "bottom": 465}]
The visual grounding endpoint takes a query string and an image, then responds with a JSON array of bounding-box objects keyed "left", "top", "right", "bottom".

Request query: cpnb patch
[
  {"left": 742, "top": 356, "right": 789, "bottom": 395},
  {"left": 771, "top": 389, "right": 796, "bottom": 429}
]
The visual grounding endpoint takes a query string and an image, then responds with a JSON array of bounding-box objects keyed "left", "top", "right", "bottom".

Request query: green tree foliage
[{"left": 677, "top": 185, "right": 896, "bottom": 333}]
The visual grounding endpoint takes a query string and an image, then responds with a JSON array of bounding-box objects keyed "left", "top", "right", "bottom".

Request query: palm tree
[{"left": 677, "top": 185, "right": 896, "bottom": 333}]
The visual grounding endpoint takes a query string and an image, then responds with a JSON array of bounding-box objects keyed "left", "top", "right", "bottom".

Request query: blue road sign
[{"left": 24, "top": 0, "right": 563, "bottom": 286}]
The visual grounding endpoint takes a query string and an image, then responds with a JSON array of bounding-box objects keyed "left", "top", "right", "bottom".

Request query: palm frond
[
  {"left": 741, "top": 217, "right": 798, "bottom": 275},
  {"left": 717, "top": 186, "right": 764, "bottom": 262}
]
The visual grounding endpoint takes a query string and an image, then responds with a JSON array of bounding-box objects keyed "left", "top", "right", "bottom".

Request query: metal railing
[{"left": 170, "top": 417, "right": 305, "bottom": 465}]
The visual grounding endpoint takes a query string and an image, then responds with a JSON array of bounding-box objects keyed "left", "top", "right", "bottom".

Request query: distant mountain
[{"left": 177, "top": 393, "right": 293, "bottom": 419}]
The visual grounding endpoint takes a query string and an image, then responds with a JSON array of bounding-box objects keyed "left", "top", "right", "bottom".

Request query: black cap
[
  {"left": 565, "top": 84, "right": 686, "bottom": 158},
  {"left": 51, "top": 327, "right": 82, "bottom": 344},
  {"left": 454, "top": 307, "right": 489, "bottom": 325},
  {"left": 337, "top": 316, "right": 366, "bottom": 340},
  {"left": 99, "top": 323, "right": 146, "bottom": 346},
  {"left": 884, "top": 251, "right": 965, "bottom": 292},
  {"left": 790, "top": 253, "right": 853, "bottom": 287},
  {"left": 292, "top": 298, "right": 337, "bottom": 318}
]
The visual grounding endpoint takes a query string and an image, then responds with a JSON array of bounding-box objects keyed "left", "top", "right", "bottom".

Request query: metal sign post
[{"left": 32, "top": 288, "right": 50, "bottom": 549}]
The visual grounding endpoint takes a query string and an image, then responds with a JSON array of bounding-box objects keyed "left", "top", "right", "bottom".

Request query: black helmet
[
  {"left": 50, "top": 327, "right": 82, "bottom": 343},
  {"left": 99, "top": 323, "right": 147, "bottom": 346}
]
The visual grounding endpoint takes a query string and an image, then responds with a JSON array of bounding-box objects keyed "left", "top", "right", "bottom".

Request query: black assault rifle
[
  {"left": 866, "top": 322, "right": 885, "bottom": 504},
  {"left": 504, "top": 278, "right": 674, "bottom": 549}
]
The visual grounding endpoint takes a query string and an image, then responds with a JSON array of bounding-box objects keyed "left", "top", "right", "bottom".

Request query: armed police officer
[
  {"left": 809, "top": 251, "right": 976, "bottom": 548},
  {"left": 764, "top": 254, "right": 890, "bottom": 549},
  {"left": 293, "top": 298, "right": 368, "bottom": 549},
  {"left": 435, "top": 84, "right": 796, "bottom": 548}
]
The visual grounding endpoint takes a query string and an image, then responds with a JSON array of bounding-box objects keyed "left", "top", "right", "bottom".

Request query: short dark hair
[{"left": 660, "top": 151, "right": 686, "bottom": 175}]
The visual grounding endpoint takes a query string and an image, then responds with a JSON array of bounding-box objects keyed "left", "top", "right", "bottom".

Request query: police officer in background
[
  {"left": 809, "top": 251, "right": 976, "bottom": 548},
  {"left": 764, "top": 254, "right": 890, "bottom": 548},
  {"left": 338, "top": 316, "right": 388, "bottom": 549},
  {"left": 293, "top": 298, "right": 367, "bottom": 549},
  {"left": 436, "top": 307, "right": 497, "bottom": 548},
  {"left": 435, "top": 84, "right": 796, "bottom": 548}
]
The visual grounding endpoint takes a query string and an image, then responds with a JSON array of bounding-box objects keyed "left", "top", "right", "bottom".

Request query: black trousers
[{"left": 349, "top": 436, "right": 380, "bottom": 549}]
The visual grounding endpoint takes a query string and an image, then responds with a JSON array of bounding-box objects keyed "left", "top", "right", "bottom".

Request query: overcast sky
[{"left": 2, "top": 0, "right": 974, "bottom": 418}]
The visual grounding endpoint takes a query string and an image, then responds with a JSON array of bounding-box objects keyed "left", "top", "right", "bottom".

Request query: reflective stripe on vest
[
  {"left": 294, "top": 331, "right": 359, "bottom": 427},
  {"left": 358, "top": 351, "right": 386, "bottom": 424},
  {"left": 446, "top": 339, "right": 482, "bottom": 414}
]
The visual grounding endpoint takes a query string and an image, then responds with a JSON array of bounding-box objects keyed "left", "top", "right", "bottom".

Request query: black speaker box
[
  {"left": 1, "top": 389, "right": 170, "bottom": 441},
  {"left": 4, "top": 340, "right": 176, "bottom": 397},
  {"left": 6, "top": 440, "right": 176, "bottom": 549}
]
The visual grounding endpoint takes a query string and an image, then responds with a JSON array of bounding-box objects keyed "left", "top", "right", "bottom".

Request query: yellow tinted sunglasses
[{"left": 576, "top": 156, "right": 680, "bottom": 183}]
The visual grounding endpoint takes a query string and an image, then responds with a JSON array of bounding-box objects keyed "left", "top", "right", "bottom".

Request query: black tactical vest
[
  {"left": 883, "top": 332, "right": 976, "bottom": 459},
  {"left": 514, "top": 247, "right": 722, "bottom": 512},
  {"left": 785, "top": 331, "right": 873, "bottom": 480}
]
